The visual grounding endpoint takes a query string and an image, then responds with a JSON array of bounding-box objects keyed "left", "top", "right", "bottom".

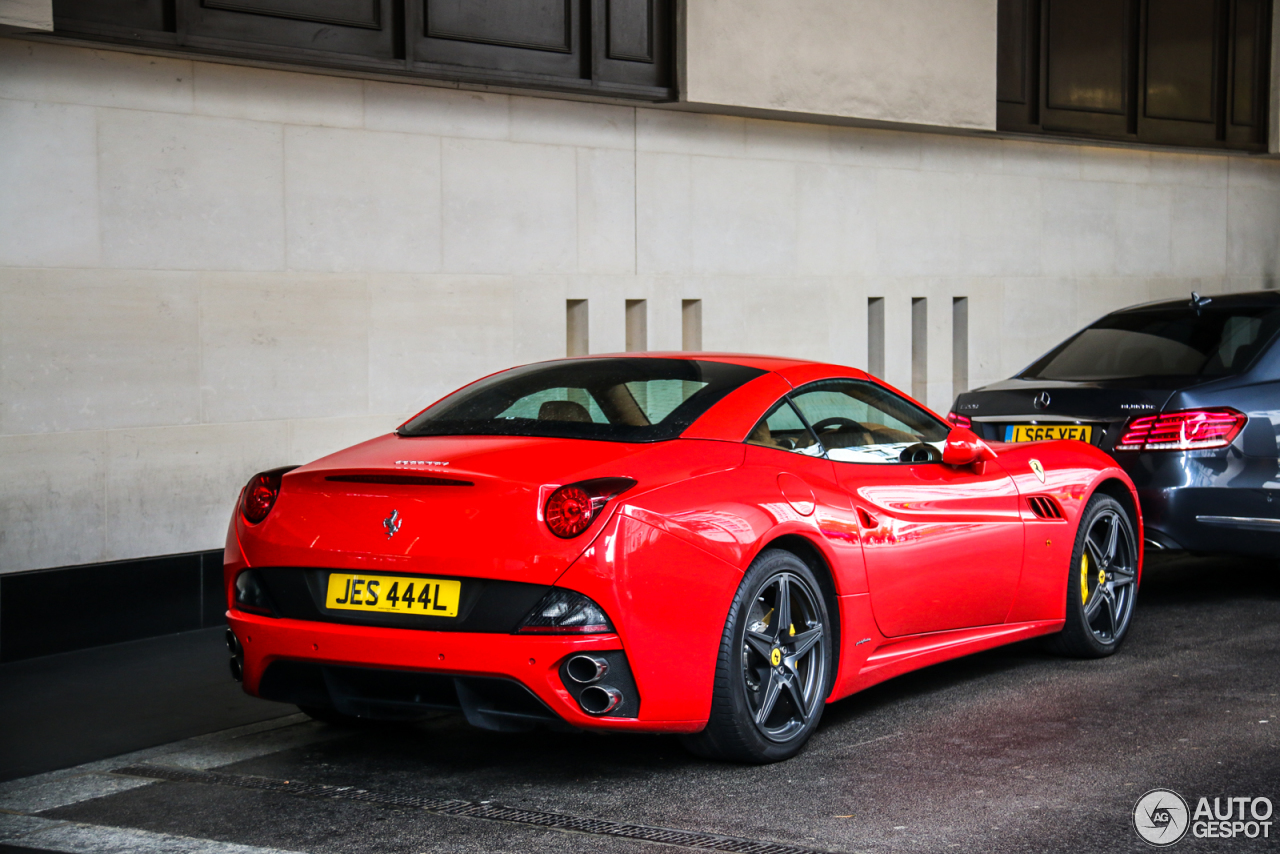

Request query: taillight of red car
[
  {"left": 1115, "top": 408, "right": 1247, "bottom": 452},
  {"left": 238, "top": 466, "right": 297, "bottom": 524},
  {"left": 543, "top": 477, "right": 636, "bottom": 538},
  {"left": 946, "top": 412, "right": 972, "bottom": 428}
]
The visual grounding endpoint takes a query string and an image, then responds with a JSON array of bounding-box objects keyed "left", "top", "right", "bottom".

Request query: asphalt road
[
  {"left": 2, "top": 553, "right": 1276, "bottom": 854},
  {"left": 0, "top": 627, "right": 286, "bottom": 782}
]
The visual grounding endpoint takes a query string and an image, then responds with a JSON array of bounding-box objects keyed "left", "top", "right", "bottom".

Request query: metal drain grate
[{"left": 113, "top": 764, "right": 838, "bottom": 854}]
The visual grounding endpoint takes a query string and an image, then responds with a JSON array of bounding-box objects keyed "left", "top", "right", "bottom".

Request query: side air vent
[
  {"left": 1027, "top": 496, "right": 1065, "bottom": 520},
  {"left": 325, "top": 475, "right": 474, "bottom": 487}
]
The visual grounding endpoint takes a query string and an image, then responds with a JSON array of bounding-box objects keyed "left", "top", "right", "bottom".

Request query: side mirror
[{"left": 942, "top": 426, "right": 998, "bottom": 468}]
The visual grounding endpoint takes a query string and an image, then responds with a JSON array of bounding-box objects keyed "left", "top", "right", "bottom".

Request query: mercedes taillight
[{"left": 1115, "top": 408, "right": 1246, "bottom": 452}]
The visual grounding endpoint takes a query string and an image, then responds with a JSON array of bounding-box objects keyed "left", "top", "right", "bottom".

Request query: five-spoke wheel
[
  {"left": 740, "top": 571, "right": 827, "bottom": 742},
  {"left": 1048, "top": 494, "right": 1138, "bottom": 658},
  {"left": 682, "top": 549, "right": 832, "bottom": 763},
  {"left": 1080, "top": 505, "right": 1137, "bottom": 643}
]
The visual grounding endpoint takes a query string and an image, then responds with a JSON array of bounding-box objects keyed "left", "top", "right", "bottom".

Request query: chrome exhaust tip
[
  {"left": 229, "top": 656, "right": 243, "bottom": 682},
  {"left": 225, "top": 628, "right": 242, "bottom": 656},
  {"left": 566, "top": 654, "right": 610, "bottom": 684},
  {"left": 579, "top": 685, "right": 623, "bottom": 715}
]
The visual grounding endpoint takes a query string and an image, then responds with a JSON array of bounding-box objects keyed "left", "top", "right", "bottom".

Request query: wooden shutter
[
  {"left": 1138, "top": 0, "right": 1223, "bottom": 146},
  {"left": 179, "top": 0, "right": 400, "bottom": 66},
  {"left": 1225, "top": 0, "right": 1272, "bottom": 146},
  {"left": 49, "top": 0, "right": 673, "bottom": 100},
  {"left": 1040, "top": 0, "right": 1139, "bottom": 137},
  {"left": 997, "top": 0, "right": 1041, "bottom": 131}
]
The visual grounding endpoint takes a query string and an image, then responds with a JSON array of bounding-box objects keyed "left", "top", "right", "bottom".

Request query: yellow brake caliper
[{"left": 1081, "top": 553, "right": 1089, "bottom": 605}]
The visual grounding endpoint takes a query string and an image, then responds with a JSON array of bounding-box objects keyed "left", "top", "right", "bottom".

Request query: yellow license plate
[
  {"left": 1006, "top": 424, "right": 1093, "bottom": 443},
  {"left": 325, "top": 573, "right": 461, "bottom": 617}
]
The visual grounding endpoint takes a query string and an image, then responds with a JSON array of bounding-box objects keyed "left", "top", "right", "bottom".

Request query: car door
[{"left": 789, "top": 380, "right": 1025, "bottom": 637}]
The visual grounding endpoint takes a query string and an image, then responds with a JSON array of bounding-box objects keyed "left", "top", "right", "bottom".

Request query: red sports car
[{"left": 225, "top": 354, "right": 1142, "bottom": 762}]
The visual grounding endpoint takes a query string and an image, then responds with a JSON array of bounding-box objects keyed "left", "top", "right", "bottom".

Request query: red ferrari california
[{"left": 225, "top": 354, "right": 1142, "bottom": 762}]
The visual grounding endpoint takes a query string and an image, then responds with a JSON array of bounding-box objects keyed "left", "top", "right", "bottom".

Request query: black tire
[
  {"left": 681, "top": 549, "right": 833, "bottom": 763},
  {"left": 1046, "top": 494, "right": 1139, "bottom": 658}
]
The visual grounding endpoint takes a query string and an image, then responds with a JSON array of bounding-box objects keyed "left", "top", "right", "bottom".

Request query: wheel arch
[
  {"left": 756, "top": 533, "right": 842, "bottom": 690},
  {"left": 1093, "top": 477, "right": 1138, "bottom": 525},
  {"left": 1089, "top": 475, "right": 1145, "bottom": 582}
]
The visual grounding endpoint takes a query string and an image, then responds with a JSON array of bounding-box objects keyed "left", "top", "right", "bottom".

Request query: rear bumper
[
  {"left": 1114, "top": 451, "right": 1280, "bottom": 557},
  {"left": 227, "top": 610, "right": 704, "bottom": 733}
]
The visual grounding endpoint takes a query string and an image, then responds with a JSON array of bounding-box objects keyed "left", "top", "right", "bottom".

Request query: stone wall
[
  {"left": 0, "top": 0, "right": 51, "bottom": 33},
  {"left": 3, "top": 37, "right": 1280, "bottom": 573},
  {"left": 683, "top": 0, "right": 998, "bottom": 130}
]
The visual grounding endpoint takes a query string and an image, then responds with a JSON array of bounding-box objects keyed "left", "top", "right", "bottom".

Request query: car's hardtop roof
[
  {"left": 1113, "top": 290, "right": 1280, "bottom": 314},
  {"left": 550, "top": 351, "right": 863, "bottom": 375}
]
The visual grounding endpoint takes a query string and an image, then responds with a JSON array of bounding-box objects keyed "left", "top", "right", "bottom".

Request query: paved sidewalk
[{"left": 0, "top": 627, "right": 289, "bottom": 782}]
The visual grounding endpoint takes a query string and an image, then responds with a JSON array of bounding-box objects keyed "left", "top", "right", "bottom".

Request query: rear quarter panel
[
  {"left": 559, "top": 442, "right": 868, "bottom": 722},
  {"left": 556, "top": 510, "right": 744, "bottom": 723}
]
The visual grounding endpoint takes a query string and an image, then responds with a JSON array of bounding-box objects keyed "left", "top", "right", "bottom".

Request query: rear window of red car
[{"left": 399, "top": 358, "right": 765, "bottom": 443}]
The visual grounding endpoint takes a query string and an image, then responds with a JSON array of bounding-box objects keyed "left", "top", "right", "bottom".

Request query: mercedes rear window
[
  {"left": 398, "top": 358, "right": 765, "bottom": 442},
  {"left": 1021, "top": 305, "right": 1280, "bottom": 381}
]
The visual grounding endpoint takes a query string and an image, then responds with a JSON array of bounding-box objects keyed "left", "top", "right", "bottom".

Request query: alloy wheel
[
  {"left": 1080, "top": 507, "right": 1137, "bottom": 644},
  {"left": 739, "top": 572, "right": 827, "bottom": 742}
]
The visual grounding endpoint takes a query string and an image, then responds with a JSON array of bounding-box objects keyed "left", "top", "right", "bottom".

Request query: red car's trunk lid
[{"left": 238, "top": 433, "right": 720, "bottom": 586}]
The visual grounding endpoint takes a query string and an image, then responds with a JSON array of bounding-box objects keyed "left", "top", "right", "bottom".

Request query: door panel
[
  {"left": 203, "top": 0, "right": 381, "bottom": 29},
  {"left": 1138, "top": 0, "right": 1224, "bottom": 146},
  {"left": 1144, "top": 0, "right": 1218, "bottom": 122},
  {"left": 426, "top": 0, "right": 571, "bottom": 51},
  {"left": 837, "top": 462, "right": 1025, "bottom": 637},
  {"left": 783, "top": 377, "right": 1026, "bottom": 638},
  {"left": 181, "top": 0, "right": 397, "bottom": 61}
]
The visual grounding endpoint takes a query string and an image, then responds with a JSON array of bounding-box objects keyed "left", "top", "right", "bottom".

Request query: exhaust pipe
[
  {"left": 226, "top": 629, "right": 244, "bottom": 682},
  {"left": 579, "top": 685, "right": 623, "bottom": 715},
  {"left": 566, "top": 654, "right": 609, "bottom": 684}
]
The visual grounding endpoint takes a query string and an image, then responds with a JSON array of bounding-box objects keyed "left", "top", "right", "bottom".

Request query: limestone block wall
[
  {"left": 0, "top": 0, "right": 51, "bottom": 33},
  {"left": 683, "top": 0, "right": 998, "bottom": 130},
  {"left": 3, "top": 37, "right": 1280, "bottom": 573}
]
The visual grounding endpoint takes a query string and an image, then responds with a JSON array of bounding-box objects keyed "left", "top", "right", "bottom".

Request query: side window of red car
[
  {"left": 746, "top": 399, "right": 823, "bottom": 457},
  {"left": 789, "top": 380, "right": 948, "bottom": 464}
]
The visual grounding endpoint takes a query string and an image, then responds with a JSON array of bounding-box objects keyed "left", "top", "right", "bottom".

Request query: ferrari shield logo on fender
[
  {"left": 383, "top": 509, "right": 402, "bottom": 539},
  {"left": 1030, "top": 459, "right": 1046, "bottom": 483}
]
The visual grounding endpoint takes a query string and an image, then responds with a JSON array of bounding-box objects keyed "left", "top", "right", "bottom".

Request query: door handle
[{"left": 857, "top": 508, "right": 878, "bottom": 529}]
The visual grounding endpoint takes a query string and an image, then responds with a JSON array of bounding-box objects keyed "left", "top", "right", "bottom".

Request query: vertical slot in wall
[
  {"left": 626, "top": 299, "right": 648, "bottom": 352},
  {"left": 911, "top": 297, "right": 927, "bottom": 402},
  {"left": 952, "top": 297, "right": 969, "bottom": 396},
  {"left": 867, "top": 297, "right": 885, "bottom": 378},
  {"left": 566, "top": 299, "right": 589, "bottom": 357},
  {"left": 682, "top": 299, "right": 702, "bottom": 351}
]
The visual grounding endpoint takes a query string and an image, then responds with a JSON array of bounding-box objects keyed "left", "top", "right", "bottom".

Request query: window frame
[
  {"left": 47, "top": 0, "right": 676, "bottom": 103},
  {"left": 745, "top": 397, "right": 825, "bottom": 458},
  {"left": 997, "top": 0, "right": 1271, "bottom": 152},
  {"left": 746, "top": 378, "right": 953, "bottom": 465}
]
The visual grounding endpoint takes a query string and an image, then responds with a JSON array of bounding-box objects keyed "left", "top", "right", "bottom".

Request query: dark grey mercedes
[{"left": 949, "top": 291, "right": 1280, "bottom": 558}]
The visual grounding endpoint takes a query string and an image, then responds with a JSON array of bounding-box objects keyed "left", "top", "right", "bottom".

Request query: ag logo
[
  {"left": 1133, "top": 789, "right": 1190, "bottom": 847},
  {"left": 1029, "top": 459, "right": 1046, "bottom": 483}
]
